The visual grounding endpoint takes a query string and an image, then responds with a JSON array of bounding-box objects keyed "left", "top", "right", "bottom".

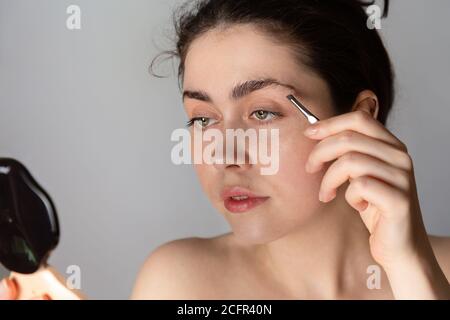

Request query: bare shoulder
[
  {"left": 429, "top": 235, "right": 450, "bottom": 281},
  {"left": 129, "top": 233, "right": 233, "bottom": 299}
]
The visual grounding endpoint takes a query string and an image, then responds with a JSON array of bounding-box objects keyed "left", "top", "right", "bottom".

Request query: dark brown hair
[{"left": 151, "top": 0, "right": 394, "bottom": 125}]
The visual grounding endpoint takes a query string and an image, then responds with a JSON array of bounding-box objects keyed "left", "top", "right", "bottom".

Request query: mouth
[{"left": 221, "top": 186, "right": 270, "bottom": 214}]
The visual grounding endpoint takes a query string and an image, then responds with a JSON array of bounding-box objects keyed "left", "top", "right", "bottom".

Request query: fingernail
[
  {"left": 304, "top": 126, "right": 318, "bottom": 136},
  {"left": 327, "top": 190, "right": 336, "bottom": 202},
  {"left": 0, "top": 279, "right": 11, "bottom": 298},
  {"left": 319, "top": 190, "right": 336, "bottom": 203},
  {"left": 306, "top": 162, "right": 322, "bottom": 174},
  {"left": 319, "top": 190, "right": 325, "bottom": 202}
]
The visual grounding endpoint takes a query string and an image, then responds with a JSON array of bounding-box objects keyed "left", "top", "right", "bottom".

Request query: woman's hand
[
  {"left": 303, "top": 109, "right": 450, "bottom": 299},
  {"left": 0, "top": 278, "right": 50, "bottom": 300}
]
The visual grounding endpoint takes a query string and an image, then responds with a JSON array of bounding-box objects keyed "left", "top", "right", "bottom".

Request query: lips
[{"left": 221, "top": 186, "right": 269, "bottom": 214}]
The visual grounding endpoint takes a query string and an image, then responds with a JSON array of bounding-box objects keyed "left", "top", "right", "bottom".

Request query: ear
[{"left": 351, "top": 90, "right": 379, "bottom": 120}]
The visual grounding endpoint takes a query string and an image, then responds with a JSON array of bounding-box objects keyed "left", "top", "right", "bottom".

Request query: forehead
[{"left": 182, "top": 24, "right": 313, "bottom": 95}]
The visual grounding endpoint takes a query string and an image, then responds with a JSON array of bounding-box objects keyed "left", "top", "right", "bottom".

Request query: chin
[
  {"left": 226, "top": 210, "right": 319, "bottom": 246},
  {"left": 215, "top": 200, "right": 314, "bottom": 245},
  {"left": 227, "top": 219, "right": 293, "bottom": 245}
]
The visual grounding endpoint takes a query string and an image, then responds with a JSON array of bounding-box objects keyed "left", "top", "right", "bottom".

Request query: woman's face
[{"left": 182, "top": 24, "right": 336, "bottom": 244}]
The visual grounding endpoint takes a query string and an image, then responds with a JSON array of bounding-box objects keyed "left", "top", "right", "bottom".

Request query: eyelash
[{"left": 185, "top": 109, "right": 283, "bottom": 128}]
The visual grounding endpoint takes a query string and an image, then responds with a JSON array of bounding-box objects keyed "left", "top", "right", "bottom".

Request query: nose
[
  {"left": 211, "top": 122, "right": 255, "bottom": 172},
  {"left": 212, "top": 140, "right": 253, "bottom": 171}
]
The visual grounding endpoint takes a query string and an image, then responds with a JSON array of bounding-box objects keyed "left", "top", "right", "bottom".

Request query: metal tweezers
[{"left": 286, "top": 95, "right": 320, "bottom": 124}]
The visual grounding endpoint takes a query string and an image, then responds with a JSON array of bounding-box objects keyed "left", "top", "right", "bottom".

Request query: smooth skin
[{"left": 2, "top": 23, "right": 449, "bottom": 300}]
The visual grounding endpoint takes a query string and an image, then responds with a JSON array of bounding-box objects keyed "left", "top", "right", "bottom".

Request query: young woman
[{"left": 1, "top": 0, "right": 449, "bottom": 300}]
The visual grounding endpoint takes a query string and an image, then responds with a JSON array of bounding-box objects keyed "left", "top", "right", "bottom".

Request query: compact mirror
[
  {"left": 0, "top": 158, "right": 82, "bottom": 299},
  {"left": 0, "top": 158, "right": 59, "bottom": 274}
]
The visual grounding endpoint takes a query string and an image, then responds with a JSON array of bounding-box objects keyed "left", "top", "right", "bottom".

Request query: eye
[
  {"left": 251, "top": 109, "right": 283, "bottom": 123},
  {"left": 185, "top": 117, "right": 218, "bottom": 129}
]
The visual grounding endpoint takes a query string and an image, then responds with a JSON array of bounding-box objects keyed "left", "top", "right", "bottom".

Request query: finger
[
  {"left": 306, "top": 130, "right": 413, "bottom": 173},
  {"left": 344, "top": 175, "right": 410, "bottom": 219},
  {"left": 0, "top": 278, "right": 17, "bottom": 300},
  {"left": 304, "top": 110, "right": 407, "bottom": 151},
  {"left": 319, "top": 151, "right": 411, "bottom": 202}
]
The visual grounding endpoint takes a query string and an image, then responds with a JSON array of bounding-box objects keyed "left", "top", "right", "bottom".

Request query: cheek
[
  {"left": 193, "top": 162, "right": 220, "bottom": 201},
  {"left": 193, "top": 163, "right": 211, "bottom": 185},
  {"left": 274, "top": 133, "right": 323, "bottom": 215},
  {"left": 190, "top": 132, "right": 213, "bottom": 195}
]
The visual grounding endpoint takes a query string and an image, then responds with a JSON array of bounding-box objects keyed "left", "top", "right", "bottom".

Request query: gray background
[{"left": 0, "top": 0, "right": 449, "bottom": 299}]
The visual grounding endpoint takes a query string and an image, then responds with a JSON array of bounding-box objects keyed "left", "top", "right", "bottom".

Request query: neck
[{"left": 253, "top": 183, "right": 385, "bottom": 298}]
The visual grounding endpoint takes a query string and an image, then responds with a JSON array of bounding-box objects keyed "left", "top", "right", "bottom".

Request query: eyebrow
[{"left": 182, "top": 78, "right": 299, "bottom": 103}]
